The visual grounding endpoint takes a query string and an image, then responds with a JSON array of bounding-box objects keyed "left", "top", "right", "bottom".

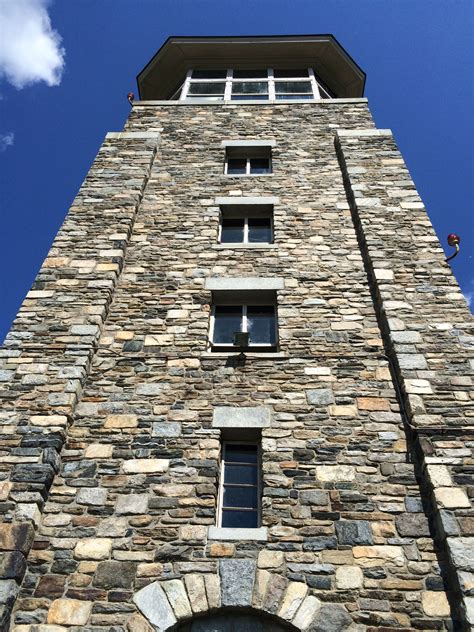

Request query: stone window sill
[
  {"left": 201, "top": 352, "right": 287, "bottom": 359},
  {"left": 208, "top": 526, "right": 268, "bottom": 541},
  {"left": 212, "top": 244, "right": 278, "bottom": 250}
]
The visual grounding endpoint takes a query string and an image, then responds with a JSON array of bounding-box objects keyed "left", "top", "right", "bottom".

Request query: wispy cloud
[
  {"left": 0, "top": 132, "right": 14, "bottom": 151},
  {"left": 0, "top": 0, "right": 65, "bottom": 89},
  {"left": 462, "top": 275, "right": 474, "bottom": 311}
]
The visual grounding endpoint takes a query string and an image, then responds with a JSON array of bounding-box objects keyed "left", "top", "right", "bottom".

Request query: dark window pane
[
  {"left": 275, "top": 81, "right": 312, "bottom": 94},
  {"left": 248, "top": 218, "right": 272, "bottom": 243},
  {"left": 249, "top": 158, "right": 271, "bottom": 174},
  {"left": 247, "top": 306, "right": 276, "bottom": 345},
  {"left": 188, "top": 82, "right": 226, "bottom": 95},
  {"left": 224, "top": 444, "right": 258, "bottom": 463},
  {"left": 213, "top": 306, "right": 242, "bottom": 344},
  {"left": 225, "top": 464, "right": 258, "bottom": 485},
  {"left": 231, "top": 95, "right": 268, "bottom": 101},
  {"left": 223, "top": 485, "right": 258, "bottom": 509},
  {"left": 232, "top": 81, "right": 268, "bottom": 94},
  {"left": 275, "top": 94, "right": 314, "bottom": 100},
  {"left": 233, "top": 69, "right": 267, "bottom": 78},
  {"left": 221, "top": 218, "right": 244, "bottom": 243},
  {"left": 273, "top": 68, "right": 309, "bottom": 78},
  {"left": 222, "top": 510, "right": 258, "bottom": 528},
  {"left": 191, "top": 70, "right": 227, "bottom": 79},
  {"left": 227, "top": 158, "right": 247, "bottom": 175}
]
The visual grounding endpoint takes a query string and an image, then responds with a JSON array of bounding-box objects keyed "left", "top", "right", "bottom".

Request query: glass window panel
[
  {"left": 225, "top": 464, "right": 258, "bottom": 485},
  {"left": 273, "top": 68, "right": 309, "bottom": 78},
  {"left": 231, "top": 95, "right": 268, "bottom": 101},
  {"left": 213, "top": 306, "right": 242, "bottom": 344},
  {"left": 224, "top": 444, "right": 258, "bottom": 463},
  {"left": 188, "top": 82, "right": 226, "bottom": 95},
  {"left": 222, "top": 510, "right": 258, "bottom": 528},
  {"left": 221, "top": 218, "right": 244, "bottom": 243},
  {"left": 275, "top": 81, "right": 312, "bottom": 94},
  {"left": 186, "top": 95, "right": 224, "bottom": 101},
  {"left": 191, "top": 70, "right": 227, "bottom": 79},
  {"left": 233, "top": 69, "right": 267, "bottom": 78},
  {"left": 248, "top": 218, "right": 272, "bottom": 243},
  {"left": 232, "top": 81, "right": 268, "bottom": 94},
  {"left": 227, "top": 158, "right": 247, "bottom": 175},
  {"left": 247, "top": 306, "right": 276, "bottom": 345},
  {"left": 249, "top": 158, "right": 271, "bottom": 174},
  {"left": 223, "top": 485, "right": 258, "bottom": 509},
  {"left": 275, "top": 94, "right": 314, "bottom": 100}
]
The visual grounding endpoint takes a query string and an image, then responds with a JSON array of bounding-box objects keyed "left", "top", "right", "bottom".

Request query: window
[
  {"left": 225, "top": 146, "right": 272, "bottom": 176},
  {"left": 218, "top": 442, "right": 261, "bottom": 528},
  {"left": 219, "top": 206, "right": 273, "bottom": 244},
  {"left": 209, "top": 294, "right": 278, "bottom": 350},
  {"left": 180, "top": 68, "right": 335, "bottom": 101}
]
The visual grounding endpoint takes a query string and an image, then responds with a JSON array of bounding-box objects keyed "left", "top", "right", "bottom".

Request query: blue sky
[{"left": 0, "top": 0, "right": 473, "bottom": 342}]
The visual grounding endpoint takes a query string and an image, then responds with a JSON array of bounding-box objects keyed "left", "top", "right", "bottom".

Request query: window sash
[
  {"left": 219, "top": 215, "right": 273, "bottom": 244},
  {"left": 218, "top": 442, "right": 261, "bottom": 528},
  {"left": 225, "top": 156, "right": 272, "bottom": 176},
  {"left": 181, "top": 68, "right": 333, "bottom": 101},
  {"left": 209, "top": 303, "right": 277, "bottom": 347}
]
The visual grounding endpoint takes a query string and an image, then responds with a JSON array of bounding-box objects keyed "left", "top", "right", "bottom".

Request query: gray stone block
[
  {"left": 395, "top": 513, "right": 430, "bottom": 537},
  {"left": 306, "top": 389, "right": 334, "bottom": 406},
  {"left": 212, "top": 406, "right": 271, "bottom": 428},
  {"left": 205, "top": 277, "right": 284, "bottom": 291},
  {"left": 219, "top": 559, "right": 256, "bottom": 606},
  {"left": 336, "top": 521, "right": 373, "bottom": 545},
  {"left": 133, "top": 580, "right": 177, "bottom": 630},
  {"left": 300, "top": 490, "right": 329, "bottom": 506},
  {"left": 152, "top": 422, "right": 182, "bottom": 437}
]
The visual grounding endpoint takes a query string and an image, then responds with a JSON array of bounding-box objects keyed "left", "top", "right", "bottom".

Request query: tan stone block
[
  {"left": 208, "top": 542, "right": 235, "bottom": 557},
  {"left": 126, "top": 613, "right": 155, "bottom": 632},
  {"left": 375, "top": 367, "right": 391, "bottom": 380},
  {"left": 292, "top": 595, "right": 322, "bottom": 629},
  {"left": 258, "top": 550, "right": 285, "bottom": 569},
  {"left": 31, "top": 415, "right": 68, "bottom": 427},
  {"left": 74, "top": 538, "right": 112, "bottom": 560},
  {"left": 329, "top": 405, "right": 358, "bottom": 417},
  {"left": 144, "top": 334, "right": 173, "bottom": 346},
  {"left": 104, "top": 414, "right": 138, "bottom": 429},
  {"left": 335, "top": 565, "right": 363, "bottom": 589},
  {"left": 316, "top": 465, "right": 355, "bottom": 482},
  {"left": 278, "top": 581, "right": 308, "bottom": 620},
  {"left": 43, "top": 256, "right": 69, "bottom": 267},
  {"left": 85, "top": 444, "right": 113, "bottom": 459},
  {"left": 115, "top": 331, "right": 135, "bottom": 340},
  {"left": 357, "top": 397, "right": 391, "bottom": 411},
  {"left": 353, "top": 545, "right": 404, "bottom": 567},
  {"left": 204, "top": 574, "right": 220, "bottom": 609},
  {"left": 426, "top": 465, "right": 452, "bottom": 487},
  {"left": 162, "top": 579, "right": 192, "bottom": 619},
  {"left": 252, "top": 569, "right": 271, "bottom": 609},
  {"left": 184, "top": 574, "right": 208, "bottom": 614},
  {"left": 123, "top": 459, "right": 169, "bottom": 474},
  {"left": 422, "top": 591, "right": 450, "bottom": 617},
  {"left": 434, "top": 487, "right": 471, "bottom": 509},
  {"left": 47, "top": 599, "right": 92, "bottom": 625},
  {"left": 179, "top": 525, "right": 207, "bottom": 541},
  {"left": 0, "top": 481, "right": 12, "bottom": 501},
  {"left": 321, "top": 550, "right": 354, "bottom": 564},
  {"left": 154, "top": 484, "right": 193, "bottom": 497}
]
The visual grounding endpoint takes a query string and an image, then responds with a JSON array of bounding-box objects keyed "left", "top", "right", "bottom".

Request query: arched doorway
[{"left": 174, "top": 608, "right": 298, "bottom": 632}]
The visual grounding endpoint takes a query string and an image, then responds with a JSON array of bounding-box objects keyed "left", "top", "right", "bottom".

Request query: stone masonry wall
[{"left": 0, "top": 100, "right": 471, "bottom": 631}]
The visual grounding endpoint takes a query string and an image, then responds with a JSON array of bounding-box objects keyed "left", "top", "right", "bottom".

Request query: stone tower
[{"left": 0, "top": 35, "right": 472, "bottom": 632}]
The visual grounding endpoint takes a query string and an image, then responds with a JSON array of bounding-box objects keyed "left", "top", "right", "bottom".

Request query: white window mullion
[
  {"left": 209, "top": 307, "right": 216, "bottom": 348},
  {"left": 180, "top": 69, "right": 193, "bottom": 100},
  {"left": 268, "top": 68, "right": 275, "bottom": 101},
  {"left": 224, "top": 68, "right": 233, "bottom": 102},
  {"left": 308, "top": 68, "right": 320, "bottom": 100},
  {"left": 243, "top": 217, "right": 249, "bottom": 243},
  {"left": 242, "top": 304, "right": 248, "bottom": 334},
  {"left": 246, "top": 158, "right": 251, "bottom": 176}
]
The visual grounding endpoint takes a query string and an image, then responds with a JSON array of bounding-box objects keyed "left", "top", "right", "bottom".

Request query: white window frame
[
  {"left": 209, "top": 302, "right": 278, "bottom": 349},
  {"left": 218, "top": 206, "right": 274, "bottom": 245},
  {"left": 217, "top": 441, "right": 262, "bottom": 529},
  {"left": 180, "top": 68, "right": 333, "bottom": 101},
  {"left": 224, "top": 154, "right": 272, "bottom": 176}
]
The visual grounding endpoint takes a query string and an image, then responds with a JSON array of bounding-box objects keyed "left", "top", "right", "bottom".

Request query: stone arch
[{"left": 132, "top": 560, "right": 352, "bottom": 632}]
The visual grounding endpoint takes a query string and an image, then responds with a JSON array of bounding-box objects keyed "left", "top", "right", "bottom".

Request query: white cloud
[
  {"left": 0, "top": 0, "right": 65, "bottom": 89},
  {"left": 0, "top": 132, "right": 14, "bottom": 151}
]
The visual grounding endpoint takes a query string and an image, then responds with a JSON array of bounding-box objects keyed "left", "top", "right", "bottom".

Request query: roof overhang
[{"left": 137, "top": 35, "right": 366, "bottom": 100}]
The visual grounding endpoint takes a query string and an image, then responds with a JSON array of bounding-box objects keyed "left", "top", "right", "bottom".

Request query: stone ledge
[
  {"left": 336, "top": 128, "right": 392, "bottom": 138},
  {"left": 215, "top": 196, "right": 279, "bottom": 205},
  {"left": 201, "top": 352, "right": 288, "bottom": 359},
  {"left": 133, "top": 98, "right": 368, "bottom": 106},
  {"left": 205, "top": 277, "right": 284, "bottom": 291},
  {"left": 208, "top": 527, "right": 268, "bottom": 541},
  {"left": 212, "top": 244, "right": 278, "bottom": 250},
  {"left": 221, "top": 139, "right": 277, "bottom": 148},
  {"left": 212, "top": 406, "right": 271, "bottom": 429},
  {"left": 105, "top": 131, "right": 161, "bottom": 141}
]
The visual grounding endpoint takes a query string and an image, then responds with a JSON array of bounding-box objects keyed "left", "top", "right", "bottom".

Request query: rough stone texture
[{"left": 0, "top": 96, "right": 470, "bottom": 631}]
